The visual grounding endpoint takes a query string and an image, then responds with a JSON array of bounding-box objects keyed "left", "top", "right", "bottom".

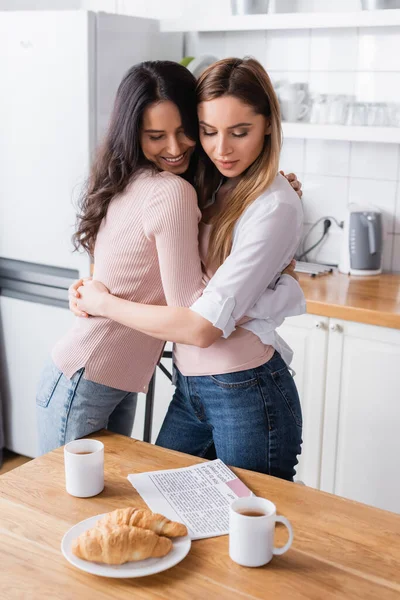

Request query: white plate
[{"left": 61, "top": 513, "right": 191, "bottom": 578}]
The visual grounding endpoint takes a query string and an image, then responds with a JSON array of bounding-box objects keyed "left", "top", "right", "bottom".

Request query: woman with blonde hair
[{"left": 74, "top": 57, "right": 305, "bottom": 480}]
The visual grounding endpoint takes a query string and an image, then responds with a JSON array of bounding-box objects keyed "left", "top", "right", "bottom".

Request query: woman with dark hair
[
  {"left": 37, "top": 59, "right": 302, "bottom": 463},
  {"left": 73, "top": 61, "right": 200, "bottom": 254}
]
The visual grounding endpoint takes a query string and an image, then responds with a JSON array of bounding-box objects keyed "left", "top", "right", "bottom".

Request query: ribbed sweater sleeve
[{"left": 143, "top": 174, "right": 205, "bottom": 307}]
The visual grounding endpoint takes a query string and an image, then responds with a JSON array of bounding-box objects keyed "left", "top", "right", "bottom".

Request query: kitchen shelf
[
  {"left": 282, "top": 123, "right": 400, "bottom": 144},
  {"left": 160, "top": 9, "right": 400, "bottom": 32}
]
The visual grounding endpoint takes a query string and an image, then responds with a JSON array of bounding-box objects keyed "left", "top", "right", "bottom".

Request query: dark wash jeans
[{"left": 156, "top": 352, "right": 303, "bottom": 481}]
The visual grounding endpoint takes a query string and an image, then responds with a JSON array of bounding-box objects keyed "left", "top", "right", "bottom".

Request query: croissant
[
  {"left": 96, "top": 507, "right": 188, "bottom": 538},
  {"left": 72, "top": 524, "right": 172, "bottom": 565}
]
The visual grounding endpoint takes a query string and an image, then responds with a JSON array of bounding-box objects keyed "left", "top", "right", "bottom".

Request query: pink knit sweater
[{"left": 52, "top": 169, "right": 204, "bottom": 393}]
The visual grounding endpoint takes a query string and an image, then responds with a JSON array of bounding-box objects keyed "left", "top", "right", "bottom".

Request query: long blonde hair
[{"left": 196, "top": 57, "right": 282, "bottom": 268}]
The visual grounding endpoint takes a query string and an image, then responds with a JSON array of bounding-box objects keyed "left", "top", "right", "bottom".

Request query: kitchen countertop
[
  {"left": 298, "top": 271, "right": 400, "bottom": 330},
  {"left": 0, "top": 430, "right": 399, "bottom": 599}
]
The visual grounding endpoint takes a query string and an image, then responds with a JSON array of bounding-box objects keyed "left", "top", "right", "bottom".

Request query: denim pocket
[
  {"left": 36, "top": 360, "right": 63, "bottom": 408},
  {"left": 210, "top": 369, "right": 258, "bottom": 390},
  {"left": 270, "top": 368, "right": 302, "bottom": 428}
]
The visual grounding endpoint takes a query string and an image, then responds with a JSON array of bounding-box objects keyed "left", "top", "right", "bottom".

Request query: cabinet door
[
  {"left": 277, "top": 314, "right": 329, "bottom": 488},
  {"left": 0, "top": 295, "right": 75, "bottom": 458},
  {"left": 321, "top": 319, "right": 400, "bottom": 513}
]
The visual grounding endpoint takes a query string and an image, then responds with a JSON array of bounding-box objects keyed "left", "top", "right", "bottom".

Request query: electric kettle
[{"left": 338, "top": 205, "right": 383, "bottom": 276}]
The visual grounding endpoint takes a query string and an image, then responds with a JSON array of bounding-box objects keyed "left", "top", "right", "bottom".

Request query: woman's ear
[{"left": 264, "top": 118, "right": 272, "bottom": 135}]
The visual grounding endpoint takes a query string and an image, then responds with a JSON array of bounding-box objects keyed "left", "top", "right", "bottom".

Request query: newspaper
[{"left": 128, "top": 459, "right": 253, "bottom": 540}]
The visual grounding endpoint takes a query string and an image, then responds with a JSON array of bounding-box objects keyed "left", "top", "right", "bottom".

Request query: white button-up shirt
[{"left": 190, "top": 173, "right": 306, "bottom": 365}]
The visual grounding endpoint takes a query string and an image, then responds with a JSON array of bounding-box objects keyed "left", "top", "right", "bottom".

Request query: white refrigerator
[{"left": 0, "top": 10, "right": 182, "bottom": 457}]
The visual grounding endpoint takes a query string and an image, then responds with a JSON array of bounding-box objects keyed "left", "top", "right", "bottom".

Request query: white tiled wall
[{"left": 195, "top": 26, "right": 400, "bottom": 271}]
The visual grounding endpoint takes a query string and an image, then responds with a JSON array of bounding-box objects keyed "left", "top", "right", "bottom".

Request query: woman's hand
[
  {"left": 280, "top": 171, "right": 303, "bottom": 199},
  {"left": 76, "top": 279, "right": 111, "bottom": 317},
  {"left": 282, "top": 259, "right": 299, "bottom": 282},
  {"left": 68, "top": 278, "right": 89, "bottom": 318}
]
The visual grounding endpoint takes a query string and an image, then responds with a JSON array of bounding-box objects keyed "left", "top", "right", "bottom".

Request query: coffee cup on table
[
  {"left": 64, "top": 439, "right": 104, "bottom": 498},
  {"left": 229, "top": 496, "right": 293, "bottom": 567}
]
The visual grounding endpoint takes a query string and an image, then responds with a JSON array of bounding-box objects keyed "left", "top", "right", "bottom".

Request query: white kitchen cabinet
[
  {"left": 321, "top": 319, "right": 400, "bottom": 513},
  {"left": 279, "top": 313, "right": 400, "bottom": 513},
  {"left": 276, "top": 314, "right": 329, "bottom": 488},
  {"left": 0, "top": 295, "right": 75, "bottom": 458}
]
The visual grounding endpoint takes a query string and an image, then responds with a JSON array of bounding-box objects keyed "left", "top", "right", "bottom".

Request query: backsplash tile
[
  {"left": 269, "top": 70, "right": 310, "bottom": 85},
  {"left": 299, "top": 222, "right": 343, "bottom": 265},
  {"left": 265, "top": 30, "right": 310, "bottom": 72},
  {"left": 224, "top": 31, "right": 266, "bottom": 63},
  {"left": 309, "top": 71, "right": 356, "bottom": 97},
  {"left": 358, "top": 27, "right": 400, "bottom": 72},
  {"left": 197, "top": 32, "right": 226, "bottom": 58},
  {"left": 280, "top": 139, "right": 305, "bottom": 174},
  {"left": 310, "top": 29, "right": 358, "bottom": 72},
  {"left": 348, "top": 178, "right": 397, "bottom": 233},
  {"left": 302, "top": 175, "right": 348, "bottom": 224},
  {"left": 305, "top": 140, "right": 350, "bottom": 177},
  {"left": 356, "top": 72, "right": 400, "bottom": 103},
  {"left": 350, "top": 143, "right": 399, "bottom": 182}
]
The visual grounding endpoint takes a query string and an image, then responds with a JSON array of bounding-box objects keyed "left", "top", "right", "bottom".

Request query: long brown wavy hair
[
  {"left": 73, "top": 61, "right": 199, "bottom": 255},
  {"left": 196, "top": 57, "right": 282, "bottom": 268}
]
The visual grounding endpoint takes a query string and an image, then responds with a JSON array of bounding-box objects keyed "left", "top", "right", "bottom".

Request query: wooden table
[
  {"left": 298, "top": 272, "right": 400, "bottom": 329},
  {"left": 1, "top": 431, "right": 400, "bottom": 600}
]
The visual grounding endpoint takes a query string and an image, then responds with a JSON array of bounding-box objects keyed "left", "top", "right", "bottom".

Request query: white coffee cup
[
  {"left": 278, "top": 82, "right": 309, "bottom": 122},
  {"left": 64, "top": 439, "right": 104, "bottom": 498},
  {"left": 229, "top": 497, "right": 293, "bottom": 567},
  {"left": 283, "top": 100, "right": 309, "bottom": 122}
]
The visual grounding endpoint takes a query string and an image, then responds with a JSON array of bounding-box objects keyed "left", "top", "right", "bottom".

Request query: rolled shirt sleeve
[
  {"left": 190, "top": 177, "right": 304, "bottom": 337},
  {"left": 245, "top": 274, "right": 306, "bottom": 328}
]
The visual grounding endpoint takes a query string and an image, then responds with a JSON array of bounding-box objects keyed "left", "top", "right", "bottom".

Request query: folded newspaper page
[{"left": 128, "top": 459, "right": 253, "bottom": 540}]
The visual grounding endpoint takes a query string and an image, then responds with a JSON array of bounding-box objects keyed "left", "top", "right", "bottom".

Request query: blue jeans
[
  {"left": 156, "top": 352, "right": 302, "bottom": 481},
  {"left": 36, "top": 359, "right": 137, "bottom": 455}
]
